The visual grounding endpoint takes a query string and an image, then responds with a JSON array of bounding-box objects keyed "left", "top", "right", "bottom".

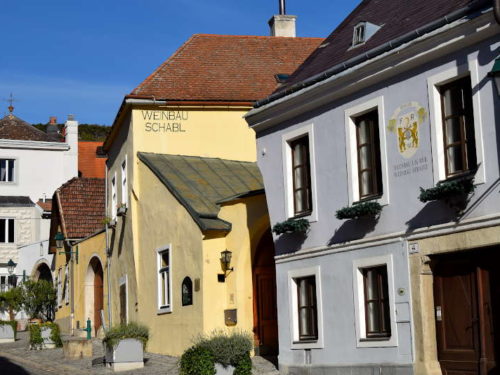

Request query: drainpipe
[{"left": 105, "top": 160, "right": 112, "bottom": 329}]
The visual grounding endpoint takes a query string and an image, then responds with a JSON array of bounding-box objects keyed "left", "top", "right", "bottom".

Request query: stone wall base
[
  {"left": 106, "top": 361, "right": 144, "bottom": 372},
  {"left": 279, "top": 364, "right": 413, "bottom": 375}
]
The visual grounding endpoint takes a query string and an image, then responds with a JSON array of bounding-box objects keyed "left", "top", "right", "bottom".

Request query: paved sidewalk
[{"left": 0, "top": 332, "right": 279, "bottom": 375}]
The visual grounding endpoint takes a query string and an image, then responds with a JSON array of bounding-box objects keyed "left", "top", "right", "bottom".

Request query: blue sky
[{"left": 1, "top": 1, "right": 356, "bottom": 125}]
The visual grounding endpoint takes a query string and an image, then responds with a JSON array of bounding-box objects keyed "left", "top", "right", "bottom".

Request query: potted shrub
[
  {"left": 103, "top": 322, "right": 149, "bottom": 372},
  {"left": 336, "top": 201, "right": 382, "bottom": 220},
  {"left": 22, "top": 280, "right": 57, "bottom": 323},
  {"left": 180, "top": 330, "right": 253, "bottom": 375},
  {"left": 29, "top": 322, "right": 62, "bottom": 349},
  {"left": 419, "top": 177, "right": 475, "bottom": 208},
  {"left": 272, "top": 218, "right": 310, "bottom": 236},
  {"left": 0, "top": 320, "right": 17, "bottom": 343},
  {"left": 0, "top": 286, "right": 23, "bottom": 321}
]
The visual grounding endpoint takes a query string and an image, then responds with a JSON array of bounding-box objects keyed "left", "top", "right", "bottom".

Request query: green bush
[
  {"left": 272, "top": 218, "right": 310, "bottom": 235},
  {"left": 22, "top": 280, "right": 57, "bottom": 321},
  {"left": 179, "top": 330, "right": 253, "bottom": 374},
  {"left": 336, "top": 201, "right": 382, "bottom": 220},
  {"left": 0, "top": 287, "right": 24, "bottom": 321},
  {"left": 29, "top": 322, "right": 62, "bottom": 349},
  {"left": 180, "top": 346, "right": 216, "bottom": 375},
  {"left": 103, "top": 322, "right": 149, "bottom": 349},
  {"left": 419, "top": 178, "right": 475, "bottom": 203},
  {"left": 0, "top": 320, "right": 17, "bottom": 339}
]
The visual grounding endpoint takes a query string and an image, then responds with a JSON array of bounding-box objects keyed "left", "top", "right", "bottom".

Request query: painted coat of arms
[{"left": 387, "top": 102, "right": 427, "bottom": 158}]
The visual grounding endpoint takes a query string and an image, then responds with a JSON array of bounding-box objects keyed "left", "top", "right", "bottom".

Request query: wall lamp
[
  {"left": 220, "top": 250, "right": 234, "bottom": 277},
  {"left": 55, "top": 232, "right": 79, "bottom": 264},
  {"left": 489, "top": 56, "right": 500, "bottom": 97},
  {"left": 7, "top": 259, "right": 16, "bottom": 275}
]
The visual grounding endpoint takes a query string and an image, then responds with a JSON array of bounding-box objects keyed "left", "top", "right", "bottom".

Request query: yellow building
[
  {"left": 102, "top": 34, "right": 321, "bottom": 355},
  {"left": 50, "top": 177, "right": 107, "bottom": 336}
]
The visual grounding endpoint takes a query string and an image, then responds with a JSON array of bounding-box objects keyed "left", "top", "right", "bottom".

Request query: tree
[
  {"left": 0, "top": 287, "right": 23, "bottom": 321},
  {"left": 22, "top": 280, "right": 57, "bottom": 322}
]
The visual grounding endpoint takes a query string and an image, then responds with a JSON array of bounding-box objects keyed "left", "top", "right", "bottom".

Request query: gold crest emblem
[{"left": 388, "top": 102, "right": 427, "bottom": 159}]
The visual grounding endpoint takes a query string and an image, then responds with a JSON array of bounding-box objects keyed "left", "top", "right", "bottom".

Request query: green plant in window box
[
  {"left": 29, "top": 322, "right": 62, "bottom": 349},
  {"left": 418, "top": 177, "right": 475, "bottom": 204},
  {"left": 336, "top": 201, "right": 382, "bottom": 220},
  {"left": 272, "top": 218, "right": 310, "bottom": 235}
]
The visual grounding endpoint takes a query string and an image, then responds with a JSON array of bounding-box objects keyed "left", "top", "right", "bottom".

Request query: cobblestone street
[{"left": 0, "top": 332, "right": 279, "bottom": 375}]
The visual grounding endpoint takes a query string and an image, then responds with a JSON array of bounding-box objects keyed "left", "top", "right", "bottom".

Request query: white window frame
[
  {"left": 352, "top": 22, "right": 366, "bottom": 46},
  {"left": 121, "top": 156, "right": 128, "bottom": 207},
  {"left": 281, "top": 124, "right": 318, "bottom": 221},
  {"left": 157, "top": 244, "right": 172, "bottom": 314},
  {"left": 288, "top": 266, "right": 324, "bottom": 349},
  {"left": 119, "top": 275, "right": 128, "bottom": 324},
  {"left": 344, "top": 96, "right": 389, "bottom": 205},
  {"left": 352, "top": 254, "right": 398, "bottom": 347},
  {"left": 0, "top": 218, "right": 15, "bottom": 244},
  {"left": 64, "top": 264, "right": 70, "bottom": 305},
  {"left": 427, "top": 59, "right": 485, "bottom": 185},
  {"left": 57, "top": 268, "right": 62, "bottom": 308},
  {"left": 0, "top": 158, "right": 16, "bottom": 183},
  {"left": 111, "top": 173, "right": 117, "bottom": 220}
]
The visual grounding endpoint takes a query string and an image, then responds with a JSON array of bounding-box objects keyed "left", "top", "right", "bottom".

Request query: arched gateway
[{"left": 85, "top": 257, "right": 104, "bottom": 335}]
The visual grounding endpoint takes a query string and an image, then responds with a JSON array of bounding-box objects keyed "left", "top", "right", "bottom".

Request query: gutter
[{"left": 254, "top": 0, "right": 492, "bottom": 109}]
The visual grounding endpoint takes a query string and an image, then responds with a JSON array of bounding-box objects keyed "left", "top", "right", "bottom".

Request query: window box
[
  {"left": 419, "top": 176, "right": 475, "bottom": 207},
  {"left": 0, "top": 321, "right": 16, "bottom": 343},
  {"left": 336, "top": 201, "right": 382, "bottom": 220},
  {"left": 272, "top": 218, "right": 310, "bottom": 236},
  {"left": 105, "top": 338, "right": 144, "bottom": 372}
]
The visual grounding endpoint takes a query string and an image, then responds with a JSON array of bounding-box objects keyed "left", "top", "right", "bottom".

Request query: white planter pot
[
  {"left": 0, "top": 324, "right": 15, "bottom": 343},
  {"left": 41, "top": 326, "right": 56, "bottom": 349},
  {"left": 105, "top": 338, "right": 144, "bottom": 372},
  {"left": 215, "top": 363, "right": 235, "bottom": 375}
]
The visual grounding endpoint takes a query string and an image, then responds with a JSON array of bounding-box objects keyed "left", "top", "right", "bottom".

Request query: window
[
  {"left": 157, "top": 246, "right": 172, "bottom": 313},
  {"left": 57, "top": 268, "right": 62, "bottom": 307},
  {"left": 439, "top": 76, "right": 477, "bottom": 178},
  {"left": 119, "top": 276, "right": 128, "bottom": 324},
  {"left": 345, "top": 97, "right": 389, "bottom": 205},
  {"left": 121, "top": 158, "right": 128, "bottom": 206},
  {"left": 64, "top": 265, "right": 70, "bottom": 305},
  {"left": 296, "top": 276, "right": 318, "bottom": 341},
  {"left": 362, "top": 266, "right": 390, "bottom": 338},
  {"left": 290, "top": 136, "right": 312, "bottom": 216},
  {"left": 0, "top": 276, "right": 6, "bottom": 292},
  {"left": 282, "top": 124, "right": 317, "bottom": 220},
  {"left": 355, "top": 110, "right": 383, "bottom": 200},
  {"left": 353, "top": 23, "right": 365, "bottom": 46},
  {"left": 288, "top": 266, "right": 323, "bottom": 349},
  {"left": 352, "top": 255, "right": 397, "bottom": 347},
  {"left": 182, "top": 277, "right": 193, "bottom": 306},
  {"left": 0, "top": 218, "right": 14, "bottom": 243},
  {"left": 111, "top": 173, "right": 117, "bottom": 219},
  {"left": 0, "top": 159, "right": 15, "bottom": 182}
]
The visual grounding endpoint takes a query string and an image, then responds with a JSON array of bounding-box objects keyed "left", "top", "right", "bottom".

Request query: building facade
[
  {"left": 102, "top": 32, "right": 321, "bottom": 356},
  {"left": 245, "top": 1, "right": 500, "bottom": 374}
]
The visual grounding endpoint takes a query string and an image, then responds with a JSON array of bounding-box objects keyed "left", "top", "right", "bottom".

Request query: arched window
[{"left": 182, "top": 277, "right": 193, "bottom": 306}]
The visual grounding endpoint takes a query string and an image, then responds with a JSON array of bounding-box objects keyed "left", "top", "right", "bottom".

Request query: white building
[{"left": 0, "top": 110, "right": 78, "bottom": 289}]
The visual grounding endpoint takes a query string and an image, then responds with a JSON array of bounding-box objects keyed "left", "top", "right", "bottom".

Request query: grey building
[{"left": 245, "top": 1, "right": 500, "bottom": 375}]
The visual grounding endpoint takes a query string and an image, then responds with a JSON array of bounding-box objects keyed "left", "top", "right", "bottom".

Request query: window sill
[
  {"left": 157, "top": 307, "right": 172, "bottom": 315},
  {"left": 290, "top": 338, "right": 323, "bottom": 349},
  {"left": 360, "top": 336, "right": 391, "bottom": 342}
]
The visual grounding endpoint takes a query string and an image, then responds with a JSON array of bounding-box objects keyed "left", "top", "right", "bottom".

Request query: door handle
[{"left": 436, "top": 306, "right": 442, "bottom": 321}]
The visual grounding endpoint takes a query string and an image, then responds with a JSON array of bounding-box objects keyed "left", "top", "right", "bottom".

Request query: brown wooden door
[
  {"left": 93, "top": 261, "right": 103, "bottom": 334},
  {"left": 433, "top": 249, "right": 500, "bottom": 375},
  {"left": 253, "top": 230, "right": 279, "bottom": 355}
]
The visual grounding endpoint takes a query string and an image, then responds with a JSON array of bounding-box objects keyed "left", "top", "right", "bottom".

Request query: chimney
[
  {"left": 49, "top": 116, "right": 57, "bottom": 125},
  {"left": 63, "top": 114, "right": 79, "bottom": 180},
  {"left": 268, "top": 0, "right": 296, "bottom": 37}
]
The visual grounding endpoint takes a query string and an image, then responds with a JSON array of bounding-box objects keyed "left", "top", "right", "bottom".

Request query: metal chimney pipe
[{"left": 279, "top": 0, "right": 286, "bottom": 15}]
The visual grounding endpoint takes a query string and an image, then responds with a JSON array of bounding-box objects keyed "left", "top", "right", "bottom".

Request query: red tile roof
[
  {"left": 54, "top": 177, "right": 105, "bottom": 239},
  {"left": 0, "top": 114, "right": 58, "bottom": 142},
  {"left": 37, "top": 199, "right": 53, "bottom": 212},
  {"left": 78, "top": 141, "right": 106, "bottom": 178},
  {"left": 131, "top": 34, "right": 323, "bottom": 102}
]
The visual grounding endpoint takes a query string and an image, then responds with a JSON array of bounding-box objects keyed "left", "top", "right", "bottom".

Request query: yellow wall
[
  {"left": 132, "top": 107, "right": 256, "bottom": 163},
  {"left": 54, "top": 231, "right": 108, "bottom": 336}
]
